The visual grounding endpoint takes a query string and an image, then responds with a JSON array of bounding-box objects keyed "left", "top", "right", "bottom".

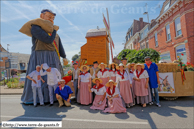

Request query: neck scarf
[
  {"left": 136, "top": 69, "right": 144, "bottom": 78},
  {"left": 117, "top": 70, "right": 125, "bottom": 79},
  {"left": 109, "top": 69, "right": 117, "bottom": 73},
  {"left": 107, "top": 86, "right": 116, "bottom": 97},
  {"left": 59, "top": 85, "right": 65, "bottom": 91},
  {"left": 100, "top": 69, "right": 107, "bottom": 76},
  {"left": 80, "top": 71, "right": 88, "bottom": 76},
  {"left": 93, "top": 84, "right": 104, "bottom": 92},
  {"left": 146, "top": 62, "right": 152, "bottom": 67}
]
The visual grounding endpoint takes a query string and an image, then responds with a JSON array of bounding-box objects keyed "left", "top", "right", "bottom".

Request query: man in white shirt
[
  {"left": 71, "top": 61, "right": 80, "bottom": 102},
  {"left": 26, "top": 65, "right": 45, "bottom": 107},
  {"left": 40, "top": 63, "right": 61, "bottom": 106}
]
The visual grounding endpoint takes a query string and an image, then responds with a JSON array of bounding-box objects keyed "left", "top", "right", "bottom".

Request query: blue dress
[
  {"left": 55, "top": 85, "right": 73, "bottom": 101},
  {"left": 144, "top": 63, "right": 159, "bottom": 88}
]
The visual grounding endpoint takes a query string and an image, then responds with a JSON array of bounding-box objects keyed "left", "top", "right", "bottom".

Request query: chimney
[
  {"left": 139, "top": 17, "right": 143, "bottom": 22},
  {"left": 139, "top": 17, "right": 144, "bottom": 30}
]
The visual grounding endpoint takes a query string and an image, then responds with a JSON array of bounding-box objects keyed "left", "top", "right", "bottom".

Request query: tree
[
  {"left": 117, "top": 49, "right": 137, "bottom": 60},
  {"left": 72, "top": 54, "right": 79, "bottom": 61},
  {"left": 117, "top": 48, "right": 160, "bottom": 63}
]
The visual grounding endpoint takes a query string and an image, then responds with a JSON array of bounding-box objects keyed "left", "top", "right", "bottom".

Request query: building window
[
  {"left": 146, "top": 41, "right": 149, "bottom": 48},
  {"left": 131, "top": 28, "right": 133, "bottom": 36},
  {"left": 11, "top": 64, "right": 18, "bottom": 69},
  {"left": 175, "top": 17, "right": 182, "bottom": 37},
  {"left": 166, "top": 24, "right": 171, "bottom": 41},
  {"left": 176, "top": 44, "right": 187, "bottom": 63},
  {"left": 140, "top": 32, "right": 143, "bottom": 40},
  {"left": 143, "top": 27, "right": 148, "bottom": 37},
  {"left": 164, "top": 2, "right": 170, "bottom": 11},
  {"left": 160, "top": 53, "right": 171, "bottom": 62},
  {"left": 155, "top": 33, "right": 158, "bottom": 46}
]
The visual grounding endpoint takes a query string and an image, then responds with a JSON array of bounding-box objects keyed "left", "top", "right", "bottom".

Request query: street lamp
[{"left": 143, "top": 3, "right": 149, "bottom": 23}]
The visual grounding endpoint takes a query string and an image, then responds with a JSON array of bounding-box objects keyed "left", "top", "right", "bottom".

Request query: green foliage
[
  {"left": 129, "top": 49, "right": 160, "bottom": 63},
  {"left": 117, "top": 49, "right": 137, "bottom": 60},
  {"left": 72, "top": 54, "right": 79, "bottom": 61},
  {"left": 118, "top": 49, "right": 160, "bottom": 63},
  {"left": 7, "top": 78, "right": 24, "bottom": 88}
]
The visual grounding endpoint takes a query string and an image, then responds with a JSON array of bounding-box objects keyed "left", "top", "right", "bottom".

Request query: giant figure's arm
[
  {"left": 31, "top": 25, "right": 56, "bottom": 44},
  {"left": 58, "top": 37, "right": 66, "bottom": 58}
]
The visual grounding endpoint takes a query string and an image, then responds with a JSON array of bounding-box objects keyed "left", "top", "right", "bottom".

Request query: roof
[
  {"left": 0, "top": 44, "right": 7, "bottom": 52},
  {"left": 86, "top": 28, "right": 107, "bottom": 38}
]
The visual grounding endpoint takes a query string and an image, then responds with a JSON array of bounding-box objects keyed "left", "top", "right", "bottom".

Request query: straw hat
[
  {"left": 92, "top": 78, "right": 103, "bottom": 84},
  {"left": 80, "top": 65, "right": 89, "bottom": 71},
  {"left": 116, "top": 63, "right": 127, "bottom": 70},
  {"left": 98, "top": 62, "right": 107, "bottom": 69},
  {"left": 134, "top": 63, "right": 145, "bottom": 69},
  {"left": 105, "top": 80, "right": 117, "bottom": 87},
  {"left": 129, "top": 63, "right": 135, "bottom": 68},
  {"left": 108, "top": 62, "right": 117, "bottom": 69}
]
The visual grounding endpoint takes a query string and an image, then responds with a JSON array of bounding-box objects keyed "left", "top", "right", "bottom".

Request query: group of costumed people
[
  {"left": 71, "top": 56, "right": 161, "bottom": 113},
  {"left": 20, "top": 9, "right": 161, "bottom": 114}
]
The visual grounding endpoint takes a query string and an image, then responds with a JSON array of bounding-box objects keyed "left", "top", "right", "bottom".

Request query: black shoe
[
  {"left": 49, "top": 104, "right": 53, "bottom": 106},
  {"left": 34, "top": 105, "right": 37, "bottom": 107}
]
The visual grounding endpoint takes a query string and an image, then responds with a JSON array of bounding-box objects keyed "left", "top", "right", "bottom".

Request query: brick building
[
  {"left": 125, "top": 18, "right": 149, "bottom": 49},
  {"left": 131, "top": 0, "right": 194, "bottom": 64}
]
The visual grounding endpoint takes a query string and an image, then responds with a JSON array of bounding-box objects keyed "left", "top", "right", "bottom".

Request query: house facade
[
  {"left": 124, "top": 0, "right": 194, "bottom": 64},
  {"left": 148, "top": 0, "right": 194, "bottom": 64}
]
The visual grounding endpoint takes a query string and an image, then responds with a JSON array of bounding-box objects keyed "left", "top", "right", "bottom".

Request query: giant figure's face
[{"left": 40, "top": 12, "right": 55, "bottom": 24}]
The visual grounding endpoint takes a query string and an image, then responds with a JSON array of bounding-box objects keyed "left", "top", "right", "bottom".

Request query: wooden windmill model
[{"left": 79, "top": 8, "right": 114, "bottom": 67}]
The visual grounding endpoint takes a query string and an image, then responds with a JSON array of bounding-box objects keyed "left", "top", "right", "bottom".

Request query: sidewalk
[{"left": 0, "top": 85, "right": 23, "bottom": 95}]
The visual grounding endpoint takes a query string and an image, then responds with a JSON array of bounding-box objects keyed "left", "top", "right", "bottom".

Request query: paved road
[{"left": 0, "top": 95, "right": 193, "bottom": 129}]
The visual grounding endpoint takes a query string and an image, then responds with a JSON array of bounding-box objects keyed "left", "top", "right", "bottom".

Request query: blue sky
[{"left": 0, "top": 0, "right": 164, "bottom": 61}]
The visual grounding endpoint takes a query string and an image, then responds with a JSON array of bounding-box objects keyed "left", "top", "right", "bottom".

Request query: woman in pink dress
[
  {"left": 88, "top": 78, "right": 106, "bottom": 110},
  {"left": 109, "top": 62, "right": 118, "bottom": 82},
  {"left": 103, "top": 80, "right": 126, "bottom": 113},
  {"left": 97, "top": 63, "right": 109, "bottom": 87},
  {"left": 78, "top": 65, "right": 92, "bottom": 105},
  {"left": 127, "top": 63, "right": 136, "bottom": 105},
  {"left": 133, "top": 63, "right": 151, "bottom": 107},
  {"left": 116, "top": 63, "right": 133, "bottom": 108}
]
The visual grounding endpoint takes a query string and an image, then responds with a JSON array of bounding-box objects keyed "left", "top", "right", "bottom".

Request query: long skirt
[
  {"left": 100, "top": 77, "right": 109, "bottom": 87},
  {"left": 110, "top": 76, "right": 116, "bottom": 82},
  {"left": 131, "top": 80, "right": 136, "bottom": 105},
  {"left": 103, "top": 97, "right": 126, "bottom": 113},
  {"left": 90, "top": 95, "right": 106, "bottom": 110},
  {"left": 80, "top": 82, "right": 92, "bottom": 105},
  {"left": 21, "top": 51, "right": 64, "bottom": 104},
  {"left": 119, "top": 80, "right": 133, "bottom": 105},
  {"left": 135, "top": 78, "right": 152, "bottom": 104}
]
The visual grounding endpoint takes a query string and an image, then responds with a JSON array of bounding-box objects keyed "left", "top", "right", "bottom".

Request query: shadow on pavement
[
  {"left": 4, "top": 102, "right": 74, "bottom": 129},
  {"left": 127, "top": 96, "right": 194, "bottom": 129}
]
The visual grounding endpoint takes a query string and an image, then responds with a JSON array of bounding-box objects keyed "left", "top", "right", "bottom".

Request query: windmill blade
[
  {"left": 109, "top": 36, "right": 115, "bottom": 49},
  {"left": 103, "top": 14, "right": 109, "bottom": 31}
]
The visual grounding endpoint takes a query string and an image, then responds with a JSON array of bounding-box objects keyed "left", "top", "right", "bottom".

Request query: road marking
[{"left": 1, "top": 115, "right": 148, "bottom": 124}]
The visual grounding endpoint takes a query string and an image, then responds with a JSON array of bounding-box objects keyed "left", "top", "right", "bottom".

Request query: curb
[{"left": 0, "top": 93, "right": 23, "bottom": 95}]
